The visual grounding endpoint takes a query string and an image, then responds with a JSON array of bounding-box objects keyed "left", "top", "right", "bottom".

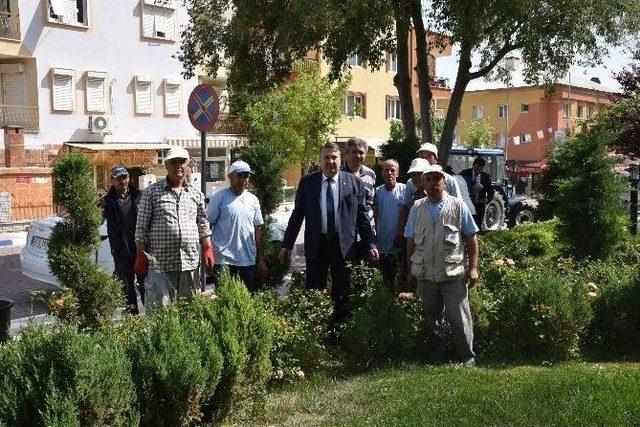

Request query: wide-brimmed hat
[
  {"left": 407, "top": 158, "right": 430, "bottom": 174},
  {"left": 416, "top": 143, "right": 438, "bottom": 157},
  {"left": 423, "top": 164, "right": 445, "bottom": 178}
]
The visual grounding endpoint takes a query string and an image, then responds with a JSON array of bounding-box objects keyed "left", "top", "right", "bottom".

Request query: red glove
[
  {"left": 134, "top": 248, "right": 148, "bottom": 277},
  {"left": 203, "top": 241, "right": 215, "bottom": 274}
]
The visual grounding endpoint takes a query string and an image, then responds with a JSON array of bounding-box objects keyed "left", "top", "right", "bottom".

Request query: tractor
[{"left": 447, "top": 147, "right": 539, "bottom": 231}]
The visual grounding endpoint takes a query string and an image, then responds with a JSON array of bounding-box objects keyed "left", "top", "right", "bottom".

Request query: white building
[{"left": 1, "top": 0, "right": 241, "bottom": 190}]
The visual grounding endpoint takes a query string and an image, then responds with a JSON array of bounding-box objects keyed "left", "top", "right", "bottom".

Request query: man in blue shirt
[
  {"left": 207, "top": 160, "right": 267, "bottom": 292},
  {"left": 405, "top": 164, "right": 479, "bottom": 366},
  {"left": 374, "top": 159, "right": 405, "bottom": 285}
]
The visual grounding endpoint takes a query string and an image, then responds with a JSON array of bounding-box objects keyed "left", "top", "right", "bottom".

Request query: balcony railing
[
  {"left": 0, "top": 12, "right": 20, "bottom": 40},
  {"left": 208, "top": 114, "right": 247, "bottom": 135},
  {"left": 0, "top": 105, "right": 39, "bottom": 131},
  {"left": 429, "top": 76, "right": 450, "bottom": 89}
]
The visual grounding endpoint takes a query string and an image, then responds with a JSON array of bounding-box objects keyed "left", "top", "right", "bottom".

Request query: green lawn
[{"left": 231, "top": 363, "right": 640, "bottom": 426}]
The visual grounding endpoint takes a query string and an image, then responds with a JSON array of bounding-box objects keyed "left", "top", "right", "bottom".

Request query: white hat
[
  {"left": 228, "top": 160, "right": 252, "bottom": 174},
  {"left": 407, "top": 158, "right": 430, "bottom": 174},
  {"left": 417, "top": 142, "right": 438, "bottom": 157},
  {"left": 423, "top": 164, "right": 445, "bottom": 177},
  {"left": 165, "top": 147, "right": 190, "bottom": 163}
]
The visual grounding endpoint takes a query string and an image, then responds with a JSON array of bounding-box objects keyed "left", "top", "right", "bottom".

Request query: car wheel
[{"left": 482, "top": 193, "right": 506, "bottom": 231}]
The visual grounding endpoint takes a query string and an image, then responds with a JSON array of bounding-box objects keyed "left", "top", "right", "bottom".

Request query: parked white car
[{"left": 20, "top": 214, "right": 114, "bottom": 286}]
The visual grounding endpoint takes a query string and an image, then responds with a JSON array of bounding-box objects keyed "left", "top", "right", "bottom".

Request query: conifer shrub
[
  {"left": 0, "top": 324, "right": 138, "bottom": 427},
  {"left": 48, "top": 153, "right": 122, "bottom": 328}
]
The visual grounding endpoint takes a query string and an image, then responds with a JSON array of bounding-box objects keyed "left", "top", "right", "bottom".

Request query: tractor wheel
[
  {"left": 509, "top": 206, "right": 536, "bottom": 228},
  {"left": 482, "top": 193, "right": 506, "bottom": 231}
]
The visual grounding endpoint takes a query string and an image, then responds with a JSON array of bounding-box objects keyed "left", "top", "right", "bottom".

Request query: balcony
[
  {"left": 0, "top": 12, "right": 20, "bottom": 40},
  {"left": 0, "top": 105, "right": 39, "bottom": 131},
  {"left": 207, "top": 114, "right": 247, "bottom": 135},
  {"left": 429, "top": 76, "right": 450, "bottom": 89}
]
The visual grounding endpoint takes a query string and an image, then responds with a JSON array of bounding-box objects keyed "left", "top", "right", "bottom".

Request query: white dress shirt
[{"left": 320, "top": 172, "right": 340, "bottom": 234}]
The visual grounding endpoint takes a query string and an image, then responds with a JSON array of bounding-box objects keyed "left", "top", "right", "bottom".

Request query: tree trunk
[
  {"left": 392, "top": 2, "right": 416, "bottom": 141},
  {"left": 439, "top": 41, "right": 472, "bottom": 166},
  {"left": 410, "top": 0, "right": 433, "bottom": 144}
]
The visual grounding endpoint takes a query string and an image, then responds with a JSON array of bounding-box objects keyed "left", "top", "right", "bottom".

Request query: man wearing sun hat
[
  {"left": 206, "top": 160, "right": 267, "bottom": 292},
  {"left": 103, "top": 165, "right": 143, "bottom": 313},
  {"left": 404, "top": 163, "right": 479, "bottom": 366},
  {"left": 135, "top": 147, "right": 214, "bottom": 308}
]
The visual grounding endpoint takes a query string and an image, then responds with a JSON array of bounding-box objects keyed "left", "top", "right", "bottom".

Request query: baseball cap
[
  {"left": 417, "top": 142, "right": 438, "bottom": 157},
  {"left": 228, "top": 160, "right": 252, "bottom": 174},
  {"left": 407, "top": 158, "right": 430, "bottom": 174},
  {"left": 110, "top": 166, "right": 128, "bottom": 177},
  {"left": 164, "top": 147, "right": 190, "bottom": 163},
  {"left": 423, "top": 164, "right": 445, "bottom": 177}
]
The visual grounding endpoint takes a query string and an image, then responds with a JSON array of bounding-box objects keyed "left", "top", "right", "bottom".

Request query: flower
[
  {"left": 505, "top": 258, "right": 516, "bottom": 267},
  {"left": 587, "top": 291, "right": 598, "bottom": 299},
  {"left": 397, "top": 292, "right": 414, "bottom": 301},
  {"left": 492, "top": 259, "right": 505, "bottom": 266},
  {"left": 587, "top": 282, "right": 598, "bottom": 292},
  {"left": 52, "top": 298, "right": 65, "bottom": 311}
]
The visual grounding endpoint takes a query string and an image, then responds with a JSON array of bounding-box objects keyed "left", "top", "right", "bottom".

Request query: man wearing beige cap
[
  {"left": 135, "top": 147, "right": 214, "bottom": 308},
  {"left": 207, "top": 160, "right": 267, "bottom": 291}
]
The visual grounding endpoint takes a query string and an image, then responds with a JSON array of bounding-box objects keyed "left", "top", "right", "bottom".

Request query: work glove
[
  {"left": 202, "top": 240, "right": 215, "bottom": 275},
  {"left": 134, "top": 248, "right": 148, "bottom": 277}
]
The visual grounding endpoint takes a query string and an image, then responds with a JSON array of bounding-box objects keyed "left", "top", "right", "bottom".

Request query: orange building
[{"left": 453, "top": 58, "right": 618, "bottom": 173}]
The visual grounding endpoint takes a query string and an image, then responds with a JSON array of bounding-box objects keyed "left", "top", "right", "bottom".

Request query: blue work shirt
[
  {"left": 374, "top": 182, "right": 406, "bottom": 254},
  {"left": 404, "top": 195, "right": 479, "bottom": 239},
  {"left": 207, "top": 188, "right": 264, "bottom": 266}
]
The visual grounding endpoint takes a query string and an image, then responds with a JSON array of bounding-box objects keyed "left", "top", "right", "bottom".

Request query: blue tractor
[{"left": 447, "top": 147, "right": 538, "bottom": 231}]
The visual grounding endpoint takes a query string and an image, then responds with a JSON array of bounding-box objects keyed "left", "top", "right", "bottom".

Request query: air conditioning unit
[{"left": 88, "top": 115, "right": 112, "bottom": 134}]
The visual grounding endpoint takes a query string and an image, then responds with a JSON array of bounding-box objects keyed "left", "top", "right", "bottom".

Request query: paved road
[{"left": 0, "top": 253, "right": 56, "bottom": 320}]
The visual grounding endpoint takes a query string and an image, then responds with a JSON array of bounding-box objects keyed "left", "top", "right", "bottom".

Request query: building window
[
  {"left": 48, "top": 0, "right": 87, "bottom": 26},
  {"left": 386, "top": 97, "right": 401, "bottom": 120},
  {"left": 496, "top": 133, "right": 507, "bottom": 148},
  {"left": 386, "top": 52, "right": 397, "bottom": 73},
  {"left": 472, "top": 105, "right": 484, "bottom": 120},
  {"left": 521, "top": 103, "right": 529, "bottom": 112},
  {"left": 498, "top": 104, "right": 508, "bottom": 119},
  {"left": 141, "top": 0, "right": 177, "bottom": 41},
  {"left": 577, "top": 105, "right": 584, "bottom": 118},
  {"left": 85, "top": 71, "right": 107, "bottom": 113},
  {"left": 156, "top": 149, "right": 168, "bottom": 165},
  {"left": 587, "top": 105, "right": 594, "bottom": 118},
  {"left": 135, "top": 75, "right": 153, "bottom": 115},
  {"left": 164, "top": 78, "right": 181, "bottom": 116},
  {"left": 562, "top": 104, "right": 570, "bottom": 118},
  {"left": 0, "top": 63, "right": 26, "bottom": 106},
  {"left": 51, "top": 68, "right": 74, "bottom": 112},
  {"left": 344, "top": 93, "right": 365, "bottom": 118},
  {"left": 346, "top": 53, "right": 364, "bottom": 68}
]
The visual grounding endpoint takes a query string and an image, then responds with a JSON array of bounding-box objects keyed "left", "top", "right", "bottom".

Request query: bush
[
  {"left": 257, "top": 286, "right": 334, "bottom": 381},
  {"left": 48, "top": 153, "right": 122, "bottom": 328},
  {"left": 239, "top": 141, "right": 288, "bottom": 218},
  {"left": 0, "top": 324, "right": 138, "bottom": 427}
]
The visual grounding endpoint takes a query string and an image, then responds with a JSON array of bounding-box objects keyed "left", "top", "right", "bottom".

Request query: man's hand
[
  {"left": 393, "top": 231, "right": 405, "bottom": 248},
  {"left": 202, "top": 239, "right": 215, "bottom": 275},
  {"left": 279, "top": 248, "right": 291, "bottom": 265},
  {"left": 257, "top": 257, "right": 268, "bottom": 281},
  {"left": 369, "top": 248, "right": 379, "bottom": 262},
  {"left": 466, "top": 266, "right": 479, "bottom": 287},
  {"left": 134, "top": 248, "right": 148, "bottom": 277}
]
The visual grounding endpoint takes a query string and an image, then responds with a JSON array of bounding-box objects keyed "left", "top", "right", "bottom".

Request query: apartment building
[
  {"left": 0, "top": 0, "right": 241, "bottom": 221},
  {"left": 453, "top": 57, "right": 617, "bottom": 172}
]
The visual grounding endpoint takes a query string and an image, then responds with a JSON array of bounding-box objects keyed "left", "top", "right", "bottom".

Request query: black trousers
[
  {"left": 305, "top": 235, "right": 350, "bottom": 321},
  {"left": 210, "top": 264, "right": 257, "bottom": 293},
  {"left": 113, "top": 255, "right": 142, "bottom": 314}
]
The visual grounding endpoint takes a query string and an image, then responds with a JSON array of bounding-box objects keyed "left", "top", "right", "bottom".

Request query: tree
[
  {"left": 461, "top": 119, "right": 494, "bottom": 148},
  {"left": 615, "top": 49, "right": 640, "bottom": 96},
  {"left": 180, "top": 0, "right": 639, "bottom": 164}
]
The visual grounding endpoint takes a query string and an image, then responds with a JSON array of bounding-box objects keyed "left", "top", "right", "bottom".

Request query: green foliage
[
  {"left": 259, "top": 223, "right": 290, "bottom": 289},
  {"left": 239, "top": 142, "right": 288, "bottom": 217},
  {"left": 0, "top": 324, "right": 138, "bottom": 427},
  {"left": 594, "top": 92, "right": 640, "bottom": 157},
  {"left": 547, "top": 127, "right": 628, "bottom": 259},
  {"left": 48, "top": 153, "right": 122, "bottom": 328},
  {"left": 257, "top": 285, "right": 334, "bottom": 381},
  {"left": 460, "top": 119, "right": 494, "bottom": 148}
]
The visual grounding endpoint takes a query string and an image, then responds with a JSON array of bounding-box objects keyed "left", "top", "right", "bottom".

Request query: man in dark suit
[
  {"left": 279, "top": 142, "right": 379, "bottom": 321},
  {"left": 460, "top": 157, "right": 494, "bottom": 229},
  {"left": 103, "top": 166, "right": 143, "bottom": 313}
]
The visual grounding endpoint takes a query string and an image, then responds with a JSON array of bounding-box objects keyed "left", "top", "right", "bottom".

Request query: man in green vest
[{"left": 405, "top": 164, "right": 479, "bottom": 366}]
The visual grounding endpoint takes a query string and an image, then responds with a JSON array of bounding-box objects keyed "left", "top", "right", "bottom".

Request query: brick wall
[
  {"left": 0, "top": 167, "right": 54, "bottom": 222},
  {"left": 4, "top": 130, "right": 25, "bottom": 167}
]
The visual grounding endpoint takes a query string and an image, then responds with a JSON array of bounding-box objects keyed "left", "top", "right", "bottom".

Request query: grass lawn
[{"left": 231, "top": 362, "right": 640, "bottom": 426}]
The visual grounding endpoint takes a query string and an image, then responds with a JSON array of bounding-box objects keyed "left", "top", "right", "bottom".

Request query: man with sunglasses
[
  {"left": 207, "top": 160, "right": 266, "bottom": 291},
  {"left": 135, "top": 147, "right": 214, "bottom": 308}
]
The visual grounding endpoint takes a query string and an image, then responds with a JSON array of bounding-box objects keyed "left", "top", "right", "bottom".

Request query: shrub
[
  {"left": 239, "top": 141, "right": 288, "bottom": 218},
  {"left": 48, "top": 153, "right": 122, "bottom": 328},
  {"left": 0, "top": 324, "right": 138, "bottom": 427},
  {"left": 257, "top": 286, "right": 334, "bottom": 381}
]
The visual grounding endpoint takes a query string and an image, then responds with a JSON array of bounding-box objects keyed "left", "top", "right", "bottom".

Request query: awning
[
  {"left": 166, "top": 134, "right": 248, "bottom": 149},
  {"left": 65, "top": 142, "right": 171, "bottom": 151}
]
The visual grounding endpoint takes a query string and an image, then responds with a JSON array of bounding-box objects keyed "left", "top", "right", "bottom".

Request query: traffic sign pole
[{"left": 187, "top": 84, "right": 220, "bottom": 292}]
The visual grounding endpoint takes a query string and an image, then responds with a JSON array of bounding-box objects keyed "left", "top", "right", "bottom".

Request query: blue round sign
[{"left": 187, "top": 84, "right": 220, "bottom": 132}]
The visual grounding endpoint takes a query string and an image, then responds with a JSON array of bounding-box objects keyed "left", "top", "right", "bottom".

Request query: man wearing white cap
[
  {"left": 404, "top": 164, "right": 479, "bottom": 366},
  {"left": 135, "top": 147, "right": 214, "bottom": 307},
  {"left": 206, "top": 160, "right": 266, "bottom": 292},
  {"left": 403, "top": 143, "right": 460, "bottom": 206}
]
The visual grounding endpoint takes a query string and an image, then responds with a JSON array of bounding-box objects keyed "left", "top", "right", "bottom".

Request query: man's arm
[
  {"left": 135, "top": 188, "right": 152, "bottom": 251},
  {"left": 355, "top": 179, "right": 376, "bottom": 249},
  {"left": 465, "top": 234, "right": 479, "bottom": 286},
  {"left": 279, "top": 176, "right": 307, "bottom": 263}
]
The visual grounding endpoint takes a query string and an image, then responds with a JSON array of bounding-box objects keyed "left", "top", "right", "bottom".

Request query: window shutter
[
  {"left": 164, "top": 81, "right": 180, "bottom": 115},
  {"left": 86, "top": 76, "right": 105, "bottom": 112},
  {"left": 2, "top": 72, "right": 25, "bottom": 105},
  {"left": 162, "top": 7, "right": 175, "bottom": 40},
  {"left": 52, "top": 73, "right": 73, "bottom": 111},
  {"left": 142, "top": 4, "right": 154, "bottom": 37},
  {"left": 62, "top": 0, "right": 78, "bottom": 24},
  {"left": 135, "top": 78, "right": 153, "bottom": 114},
  {"left": 385, "top": 97, "right": 389, "bottom": 119}
]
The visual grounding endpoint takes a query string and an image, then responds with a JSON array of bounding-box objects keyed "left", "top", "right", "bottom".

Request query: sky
[{"left": 436, "top": 44, "right": 634, "bottom": 92}]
